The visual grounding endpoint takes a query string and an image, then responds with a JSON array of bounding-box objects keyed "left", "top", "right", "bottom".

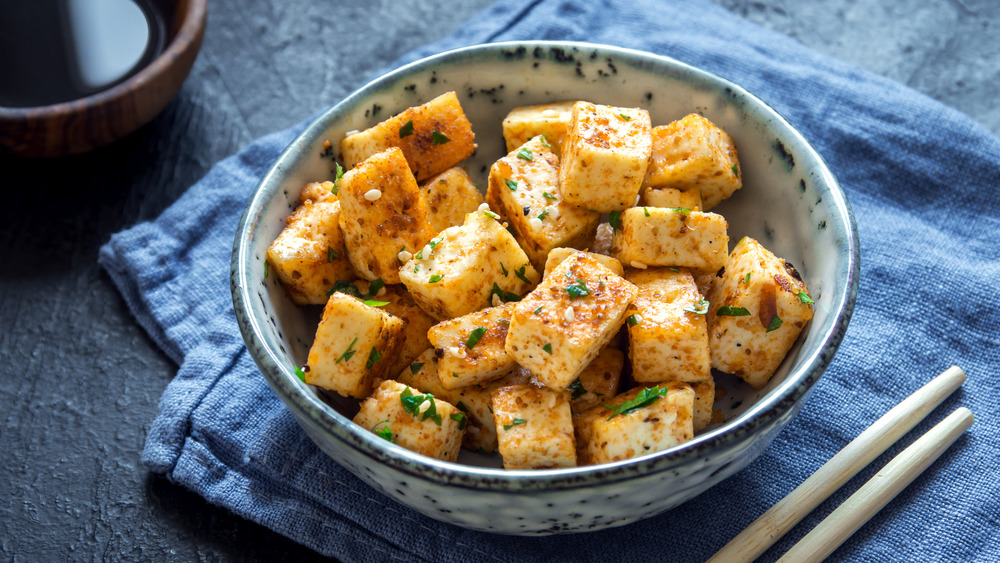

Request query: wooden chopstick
[
  {"left": 776, "top": 406, "right": 974, "bottom": 562},
  {"left": 708, "top": 365, "right": 966, "bottom": 563}
]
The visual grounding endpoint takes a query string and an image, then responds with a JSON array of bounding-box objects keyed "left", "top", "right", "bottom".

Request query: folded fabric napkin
[{"left": 100, "top": 0, "right": 1000, "bottom": 560}]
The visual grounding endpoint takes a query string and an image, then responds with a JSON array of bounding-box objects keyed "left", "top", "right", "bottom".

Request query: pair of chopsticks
[{"left": 709, "top": 365, "right": 973, "bottom": 563}]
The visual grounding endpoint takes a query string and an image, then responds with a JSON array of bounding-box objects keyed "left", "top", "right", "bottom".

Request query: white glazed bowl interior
[{"left": 232, "top": 41, "right": 858, "bottom": 534}]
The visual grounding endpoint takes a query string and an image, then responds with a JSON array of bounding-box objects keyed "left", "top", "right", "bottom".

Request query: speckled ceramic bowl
[{"left": 232, "top": 41, "right": 859, "bottom": 535}]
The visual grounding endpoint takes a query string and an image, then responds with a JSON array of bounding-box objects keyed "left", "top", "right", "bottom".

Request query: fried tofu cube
[
  {"left": 266, "top": 192, "right": 353, "bottom": 305},
  {"left": 624, "top": 267, "right": 711, "bottom": 384},
  {"left": 351, "top": 281, "right": 436, "bottom": 380},
  {"left": 642, "top": 187, "right": 703, "bottom": 211},
  {"left": 420, "top": 167, "right": 484, "bottom": 233},
  {"left": 340, "top": 91, "right": 476, "bottom": 182},
  {"left": 643, "top": 114, "right": 742, "bottom": 209},
  {"left": 486, "top": 136, "right": 601, "bottom": 269},
  {"left": 575, "top": 382, "right": 695, "bottom": 465},
  {"left": 707, "top": 237, "right": 814, "bottom": 388},
  {"left": 505, "top": 251, "right": 637, "bottom": 391},
  {"left": 399, "top": 209, "right": 540, "bottom": 320},
  {"left": 611, "top": 207, "right": 729, "bottom": 272},
  {"left": 559, "top": 102, "right": 652, "bottom": 212},
  {"left": 502, "top": 101, "right": 575, "bottom": 156},
  {"left": 354, "top": 380, "right": 465, "bottom": 462},
  {"left": 337, "top": 148, "right": 434, "bottom": 284},
  {"left": 567, "top": 347, "right": 624, "bottom": 414},
  {"left": 692, "top": 378, "right": 715, "bottom": 433},
  {"left": 428, "top": 303, "right": 517, "bottom": 390},
  {"left": 590, "top": 222, "right": 615, "bottom": 256},
  {"left": 543, "top": 247, "right": 623, "bottom": 279},
  {"left": 305, "top": 293, "right": 405, "bottom": 398},
  {"left": 492, "top": 385, "right": 576, "bottom": 469}
]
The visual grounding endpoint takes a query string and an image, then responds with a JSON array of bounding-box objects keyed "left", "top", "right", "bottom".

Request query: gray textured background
[{"left": 1, "top": 0, "right": 997, "bottom": 560}]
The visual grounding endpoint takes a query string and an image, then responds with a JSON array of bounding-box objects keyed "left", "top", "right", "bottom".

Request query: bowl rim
[
  {"left": 232, "top": 40, "right": 860, "bottom": 491},
  {"left": 0, "top": 0, "right": 208, "bottom": 118}
]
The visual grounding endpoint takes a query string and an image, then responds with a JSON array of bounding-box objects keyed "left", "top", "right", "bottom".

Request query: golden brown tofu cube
[
  {"left": 266, "top": 194, "right": 353, "bottom": 305},
  {"left": 419, "top": 167, "right": 484, "bottom": 234},
  {"left": 486, "top": 136, "right": 600, "bottom": 269},
  {"left": 692, "top": 377, "right": 715, "bottom": 433},
  {"left": 505, "top": 251, "right": 637, "bottom": 391},
  {"left": 399, "top": 208, "right": 540, "bottom": 320},
  {"left": 427, "top": 303, "right": 517, "bottom": 390},
  {"left": 707, "top": 237, "right": 815, "bottom": 388},
  {"left": 492, "top": 384, "right": 576, "bottom": 469},
  {"left": 542, "top": 247, "right": 623, "bottom": 279},
  {"left": 559, "top": 101, "right": 652, "bottom": 212},
  {"left": 337, "top": 148, "right": 434, "bottom": 284},
  {"left": 350, "top": 280, "right": 436, "bottom": 381},
  {"left": 567, "top": 347, "right": 624, "bottom": 414},
  {"left": 642, "top": 187, "right": 703, "bottom": 211},
  {"left": 502, "top": 101, "right": 575, "bottom": 156},
  {"left": 340, "top": 91, "right": 476, "bottom": 181},
  {"left": 575, "top": 382, "right": 695, "bottom": 465},
  {"left": 624, "top": 267, "right": 711, "bottom": 384},
  {"left": 611, "top": 207, "right": 729, "bottom": 272},
  {"left": 354, "top": 380, "right": 465, "bottom": 462},
  {"left": 305, "top": 293, "right": 405, "bottom": 398},
  {"left": 643, "top": 114, "right": 742, "bottom": 209}
]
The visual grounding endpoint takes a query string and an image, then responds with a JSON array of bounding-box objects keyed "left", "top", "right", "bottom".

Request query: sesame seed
[
  {"left": 541, "top": 109, "right": 559, "bottom": 117},
  {"left": 418, "top": 399, "right": 431, "bottom": 414},
  {"left": 422, "top": 244, "right": 432, "bottom": 256},
  {"left": 564, "top": 308, "right": 575, "bottom": 322},
  {"left": 478, "top": 202, "right": 490, "bottom": 212},
  {"left": 450, "top": 346, "right": 467, "bottom": 359},
  {"left": 631, "top": 261, "right": 648, "bottom": 269},
  {"left": 377, "top": 286, "right": 387, "bottom": 297},
  {"left": 398, "top": 250, "right": 413, "bottom": 262},
  {"left": 344, "top": 129, "right": 360, "bottom": 136},
  {"left": 364, "top": 189, "right": 382, "bottom": 201},
  {"left": 492, "top": 293, "right": 502, "bottom": 307},
  {"left": 634, "top": 194, "right": 641, "bottom": 206},
  {"left": 529, "top": 217, "right": 544, "bottom": 230},
  {"left": 580, "top": 129, "right": 593, "bottom": 140}
]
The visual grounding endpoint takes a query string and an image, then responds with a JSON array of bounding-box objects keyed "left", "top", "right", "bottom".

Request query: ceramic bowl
[{"left": 232, "top": 41, "right": 859, "bottom": 535}]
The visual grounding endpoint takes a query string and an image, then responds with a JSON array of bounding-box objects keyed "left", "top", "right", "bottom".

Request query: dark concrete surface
[{"left": 1, "top": 1, "right": 996, "bottom": 560}]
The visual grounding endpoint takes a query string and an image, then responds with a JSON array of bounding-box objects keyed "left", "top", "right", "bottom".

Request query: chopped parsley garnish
[
  {"left": 490, "top": 283, "right": 521, "bottom": 303},
  {"left": 362, "top": 299, "right": 389, "bottom": 307},
  {"left": 373, "top": 420, "right": 394, "bottom": 442},
  {"left": 500, "top": 262, "right": 509, "bottom": 276},
  {"left": 431, "top": 131, "right": 451, "bottom": 144},
  {"left": 515, "top": 265, "right": 532, "bottom": 284},
  {"left": 505, "top": 178, "right": 518, "bottom": 191},
  {"left": 798, "top": 291, "right": 815, "bottom": 304},
  {"left": 326, "top": 278, "right": 384, "bottom": 299},
  {"left": 668, "top": 207, "right": 692, "bottom": 215},
  {"left": 533, "top": 306, "right": 543, "bottom": 314},
  {"left": 336, "top": 337, "right": 358, "bottom": 364},
  {"left": 567, "top": 378, "right": 587, "bottom": 400},
  {"left": 605, "top": 386, "right": 668, "bottom": 420},
  {"left": 263, "top": 259, "right": 269, "bottom": 278},
  {"left": 564, "top": 278, "right": 592, "bottom": 299},
  {"left": 399, "top": 120, "right": 414, "bottom": 138},
  {"left": 365, "top": 347, "right": 382, "bottom": 370},
  {"left": 717, "top": 305, "right": 751, "bottom": 316},
  {"left": 466, "top": 327, "right": 487, "bottom": 349},
  {"left": 517, "top": 148, "right": 533, "bottom": 160},
  {"left": 684, "top": 298, "right": 710, "bottom": 315},
  {"left": 503, "top": 418, "right": 527, "bottom": 430},
  {"left": 766, "top": 315, "right": 783, "bottom": 332},
  {"left": 732, "top": 163, "right": 739, "bottom": 177},
  {"left": 538, "top": 135, "right": 551, "bottom": 148},
  {"left": 743, "top": 272, "right": 751, "bottom": 284},
  {"left": 429, "top": 274, "right": 444, "bottom": 283},
  {"left": 609, "top": 211, "right": 622, "bottom": 231},
  {"left": 294, "top": 366, "right": 306, "bottom": 383},
  {"left": 617, "top": 112, "right": 632, "bottom": 121},
  {"left": 669, "top": 267, "right": 680, "bottom": 272},
  {"left": 450, "top": 412, "right": 467, "bottom": 430},
  {"left": 331, "top": 162, "right": 344, "bottom": 195},
  {"left": 542, "top": 191, "right": 557, "bottom": 200},
  {"left": 327, "top": 246, "right": 339, "bottom": 262},
  {"left": 643, "top": 207, "right": 650, "bottom": 217},
  {"left": 409, "top": 362, "right": 424, "bottom": 374},
  {"left": 542, "top": 343, "right": 553, "bottom": 354},
  {"left": 537, "top": 208, "right": 550, "bottom": 221},
  {"left": 482, "top": 209, "right": 501, "bottom": 220},
  {"left": 626, "top": 314, "right": 643, "bottom": 327},
  {"left": 456, "top": 401, "right": 470, "bottom": 412},
  {"left": 400, "top": 387, "right": 442, "bottom": 425}
]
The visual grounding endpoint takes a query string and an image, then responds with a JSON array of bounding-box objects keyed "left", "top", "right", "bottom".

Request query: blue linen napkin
[{"left": 100, "top": 0, "right": 1000, "bottom": 560}]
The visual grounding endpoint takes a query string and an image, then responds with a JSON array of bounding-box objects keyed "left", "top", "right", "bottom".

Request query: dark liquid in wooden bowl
[{"left": 0, "top": 0, "right": 165, "bottom": 108}]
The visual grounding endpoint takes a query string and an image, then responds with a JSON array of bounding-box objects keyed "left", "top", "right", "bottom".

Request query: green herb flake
[
  {"left": 537, "top": 208, "right": 550, "bottom": 221},
  {"left": 466, "top": 326, "right": 487, "bottom": 349},
  {"left": 798, "top": 291, "right": 815, "bottom": 304},
  {"left": 669, "top": 267, "right": 680, "bottom": 272},
  {"left": 538, "top": 134, "right": 551, "bottom": 148},
  {"left": 533, "top": 306, "right": 543, "bottom": 315},
  {"left": 409, "top": 362, "right": 424, "bottom": 374},
  {"left": 429, "top": 274, "right": 444, "bottom": 283},
  {"left": 568, "top": 378, "right": 587, "bottom": 400},
  {"left": 327, "top": 246, "right": 339, "bottom": 262},
  {"left": 431, "top": 131, "right": 451, "bottom": 145},
  {"left": 263, "top": 259, "right": 269, "bottom": 278},
  {"left": 564, "top": 278, "right": 592, "bottom": 299},
  {"left": 399, "top": 388, "right": 442, "bottom": 426},
  {"left": 732, "top": 163, "right": 739, "bottom": 177},
  {"left": 331, "top": 162, "right": 344, "bottom": 195},
  {"left": 450, "top": 412, "right": 467, "bottom": 430},
  {"left": 482, "top": 209, "right": 501, "bottom": 220},
  {"left": 505, "top": 178, "right": 518, "bottom": 191},
  {"left": 517, "top": 148, "right": 533, "bottom": 161},
  {"left": 362, "top": 299, "right": 390, "bottom": 307},
  {"left": 542, "top": 191, "right": 557, "bottom": 200},
  {"left": 605, "top": 386, "right": 668, "bottom": 420},
  {"left": 543, "top": 343, "right": 553, "bottom": 354},
  {"left": 609, "top": 211, "right": 622, "bottom": 231},
  {"left": 766, "top": 315, "right": 783, "bottom": 332},
  {"left": 365, "top": 347, "right": 383, "bottom": 370},
  {"left": 490, "top": 283, "right": 521, "bottom": 303},
  {"left": 503, "top": 418, "right": 527, "bottom": 431},
  {"left": 716, "top": 305, "right": 751, "bottom": 316},
  {"left": 399, "top": 120, "right": 414, "bottom": 138},
  {"left": 626, "top": 313, "right": 643, "bottom": 327},
  {"left": 456, "top": 401, "right": 470, "bottom": 412},
  {"left": 336, "top": 337, "right": 359, "bottom": 364},
  {"left": 373, "top": 420, "right": 394, "bottom": 442},
  {"left": 617, "top": 112, "right": 632, "bottom": 121},
  {"left": 294, "top": 366, "right": 307, "bottom": 383},
  {"left": 743, "top": 272, "right": 751, "bottom": 284},
  {"left": 500, "top": 262, "right": 509, "bottom": 276},
  {"left": 643, "top": 207, "right": 650, "bottom": 217},
  {"left": 684, "top": 298, "right": 710, "bottom": 315},
  {"left": 668, "top": 207, "right": 692, "bottom": 215},
  {"left": 515, "top": 266, "right": 532, "bottom": 284}
]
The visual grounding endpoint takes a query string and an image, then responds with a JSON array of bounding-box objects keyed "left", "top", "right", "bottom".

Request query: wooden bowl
[{"left": 0, "top": 0, "right": 207, "bottom": 157}]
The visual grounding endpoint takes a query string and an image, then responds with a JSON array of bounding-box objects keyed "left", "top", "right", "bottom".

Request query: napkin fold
[{"left": 100, "top": 0, "right": 1000, "bottom": 560}]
